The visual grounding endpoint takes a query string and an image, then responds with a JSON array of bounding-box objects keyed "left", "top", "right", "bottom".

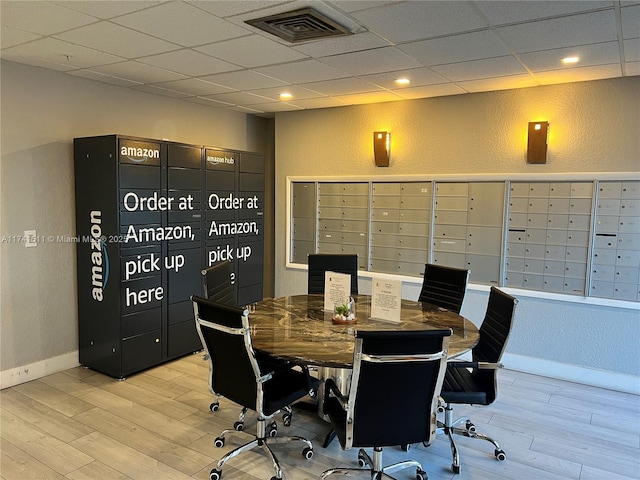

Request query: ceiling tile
[
  {"left": 361, "top": 67, "right": 448, "bottom": 89},
  {"left": 254, "top": 59, "right": 349, "bottom": 84},
  {"left": 249, "top": 102, "right": 305, "bottom": 113},
  {"left": 333, "top": 90, "right": 405, "bottom": 105},
  {"left": 51, "top": 1, "right": 157, "bottom": 20},
  {"left": 150, "top": 78, "right": 236, "bottom": 96},
  {"left": 474, "top": 1, "right": 612, "bottom": 26},
  {"left": 67, "top": 69, "right": 142, "bottom": 86},
  {"left": 0, "top": 52, "right": 76, "bottom": 72},
  {"left": 247, "top": 85, "right": 324, "bottom": 102},
  {"left": 0, "top": 1, "right": 97, "bottom": 35},
  {"left": 1, "top": 25, "right": 43, "bottom": 49},
  {"left": 199, "top": 70, "right": 288, "bottom": 90},
  {"left": 391, "top": 83, "right": 466, "bottom": 99},
  {"left": 519, "top": 41, "right": 621, "bottom": 72},
  {"left": 187, "top": 1, "right": 294, "bottom": 18},
  {"left": 457, "top": 74, "right": 538, "bottom": 93},
  {"left": 202, "top": 91, "right": 275, "bottom": 105},
  {"left": 292, "top": 32, "right": 389, "bottom": 57},
  {"left": 624, "top": 38, "right": 640, "bottom": 62},
  {"left": 138, "top": 49, "right": 240, "bottom": 77},
  {"left": 301, "top": 77, "right": 382, "bottom": 96},
  {"left": 111, "top": 2, "right": 249, "bottom": 47},
  {"left": 319, "top": 47, "right": 422, "bottom": 76},
  {"left": 496, "top": 11, "right": 618, "bottom": 53},
  {"left": 621, "top": 5, "right": 640, "bottom": 39},
  {"left": 55, "top": 22, "right": 180, "bottom": 58},
  {"left": 89, "top": 61, "right": 187, "bottom": 84},
  {"left": 532, "top": 63, "right": 622, "bottom": 85},
  {"left": 399, "top": 30, "right": 510, "bottom": 67},
  {"left": 3, "top": 37, "right": 124, "bottom": 69},
  {"left": 130, "top": 84, "right": 191, "bottom": 98},
  {"left": 350, "top": 1, "right": 489, "bottom": 43},
  {"left": 196, "top": 35, "right": 308, "bottom": 68},
  {"left": 183, "top": 96, "right": 235, "bottom": 108},
  {"left": 433, "top": 56, "right": 526, "bottom": 82},
  {"left": 326, "top": 1, "right": 399, "bottom": 14},
  {"left": 287, "top": 97, "right": 349, "bottom": 109},
  {"left": 625, "top": 61, "right": 640, "bottom": 75}
]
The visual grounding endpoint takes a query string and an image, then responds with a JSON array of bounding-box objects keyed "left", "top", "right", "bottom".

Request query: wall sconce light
[
  {"left": 527, "top": 121, "right": 549, "bottom": 164},
  {"left": 373, "top": 131, "right": 390, "bottom": 167}
]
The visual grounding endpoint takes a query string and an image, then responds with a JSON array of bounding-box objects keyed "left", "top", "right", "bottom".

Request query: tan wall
[
  {"left": 0, "top": 60, "right": 270, "bottom": 372},
  {"left": 274, "top": 77, "right": 640, "bottom": 383}
]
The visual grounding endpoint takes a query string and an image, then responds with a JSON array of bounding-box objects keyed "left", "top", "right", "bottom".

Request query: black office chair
[
  {"left": 321, "top": 329, "right": 452, "bottom": 480},
  {"left": 201, "top": 262, "right": 297, "bottom": 431},
  {"left": 202, "top": 260, "right": 235, "bottom": 305},
  {"left": 418, "top": 263, "right": 470, "bottom": 314},
  {"left": 193, "top": 296, "right": 319, "bottom": 480},
  {"left": 438, "top": 286, "right": 518, "bottom": 474},
  {"left": 308, "top": 254, "right": 359, "bottom": 295}
]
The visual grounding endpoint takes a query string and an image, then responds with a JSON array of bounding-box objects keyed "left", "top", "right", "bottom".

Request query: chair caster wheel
[
  {"left": 465, "top": 421, "right": 476, "bottom": 433},
  {"left": 268, "top": 421, "right": 278, "bottom": 437},
  {"left": 283, "top": 412, "right": 292, "bottom": 426},
  {"left": 210, "top": 402, "right": 219, "bottom": 412},
  {"left": 357, "top": 452, "right": 367, "bottom": 467},
  {"left": 495, "top": 449, "right": 507, "bottom": 461},
  {"left": 452, "top": 464, "right": 460, "bottom": 474},
  {"left": 210, "top": 468, "right": 222, "bottom": 480},
  {"left": 214, "top": 437, "right": 225, "bottom": 448},
  {"left": 233, "top": 421, "right": 244, "bottom": 431},
  {"left": 270, "top": 476, "right": 280, "bottom": 480},
  {"left": 400, "top": 444, "right": 410, "bottom": 451},
  {"left": 302, "top": 447, "right": 313, "bottom": 459},
  {"left": 416, "top": 468, "right": 427, "bottom": 480}
]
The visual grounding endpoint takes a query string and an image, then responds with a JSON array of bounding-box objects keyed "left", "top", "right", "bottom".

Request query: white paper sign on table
[
  {"left": 370, "top": 278, "right": 402, "bottom": 323},
  {"left": 323, "top": 271, "right": 351, "bottom": 312}
]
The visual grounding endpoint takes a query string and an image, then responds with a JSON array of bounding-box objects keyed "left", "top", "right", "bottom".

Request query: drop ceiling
[{"left": 1, "top": 0, "right": 638, "bottom": 117}]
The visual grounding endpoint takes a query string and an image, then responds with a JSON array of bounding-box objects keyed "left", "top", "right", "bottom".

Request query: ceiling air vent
[{"left": 245, "top": 7, "right": 352, "bottom": 43}]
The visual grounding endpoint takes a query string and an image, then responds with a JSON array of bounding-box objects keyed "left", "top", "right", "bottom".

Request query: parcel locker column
[
  {"left": 317, "top": 182, "right": 369, "bottom": 270},
  {"left": 205, "top": 149, "right": 238, "bottom": 302},
  {"left": 237, "top": 152, "right": 265, "bottom": 305},
  {"left": 370, "top": 182, "right": 432, "bottom": 276},
  {"left": 592, "top": 181, "right": 640, "bottom": 301},
  {"left": 118, "top": 138, "right": 164, "bottom": 376},
  {"left": 166, "top": 144, "right": 204, "bottom": 357}
]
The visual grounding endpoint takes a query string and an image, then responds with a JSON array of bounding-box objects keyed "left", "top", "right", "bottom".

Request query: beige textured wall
[
  {"left": 274, "top": 77, "right": 640, "bottom": 380},
  {"left": 275, "top": 77, "right": 639, "bottom": 293},
  {"left": 0, "top": 60, "right": 270, "bottom": 371}
]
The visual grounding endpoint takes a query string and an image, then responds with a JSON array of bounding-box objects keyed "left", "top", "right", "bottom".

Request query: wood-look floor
[{"left": 1, "top": 354, "right": 639, "bottom": 480}]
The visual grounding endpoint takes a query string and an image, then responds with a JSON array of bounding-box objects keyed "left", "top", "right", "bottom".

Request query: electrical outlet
[{"left": 24, "top": 230, "right": 37, "bottom": 247}]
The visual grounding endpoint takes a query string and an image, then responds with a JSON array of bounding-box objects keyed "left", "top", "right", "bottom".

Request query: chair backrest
[
  {"left": 202, "top": 260, "right": 236, "bottom": 305},
  {"left": 473, "top": 286, "right": 518, "bottom": 365},
  {"left": 345, "top": 329, "right": 451, "bottom": 449},
  {"left": 307, "top": 254, "right": 359, "bottom": 295},
  {"left": 418, "top": 263, "right": 470, "bottom": 313},
  {"left": 192, "top": 295, "right": 258, "bottom": 409}
]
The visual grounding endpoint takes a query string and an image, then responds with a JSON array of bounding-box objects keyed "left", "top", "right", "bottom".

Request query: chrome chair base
[
  {"left": 321, "top": 447, "right": 428, "bottom": 480},
  {"left": 437, "top": 402, "right": 506, "bottom": 474},
  {"left": 211, "top": 417, "right": 313, "bottom": 480}
]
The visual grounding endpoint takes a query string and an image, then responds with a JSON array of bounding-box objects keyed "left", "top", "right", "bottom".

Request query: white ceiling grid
[{"left": 1, "top": 0, "right": 638, "bottom": 116}]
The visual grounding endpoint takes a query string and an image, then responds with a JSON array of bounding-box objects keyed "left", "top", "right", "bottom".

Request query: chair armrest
[
  {"left": 447, "top": 361, "right": 503, "bottom": 370},
  {"left": 325, "top": 378, "right": 349, "bottom": 408}
]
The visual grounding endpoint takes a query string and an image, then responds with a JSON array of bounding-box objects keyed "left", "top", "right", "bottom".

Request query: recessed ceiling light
[
  {"left": 280, "top": 93, "right": 293, "bottom": 100},
  {"left": 394, "top": 78, "right": 410, "bottom": 86},
  {"left": 562, "top": 56, "right": 580, "bottom": 64}
]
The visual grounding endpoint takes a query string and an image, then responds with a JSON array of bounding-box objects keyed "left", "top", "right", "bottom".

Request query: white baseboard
[
  {"left": 502, "top": 353, "right": 640, "bottom": 395},
  {"left": 1, "top": 350, "right": 638, "bottom": 395},
  {"left": 0, "top": 351, "right": 80, "bottom": 390}
]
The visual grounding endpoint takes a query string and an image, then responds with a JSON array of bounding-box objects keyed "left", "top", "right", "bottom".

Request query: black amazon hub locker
[{"left": 74, "top": 135, "right": 264, "bottom": 378}]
